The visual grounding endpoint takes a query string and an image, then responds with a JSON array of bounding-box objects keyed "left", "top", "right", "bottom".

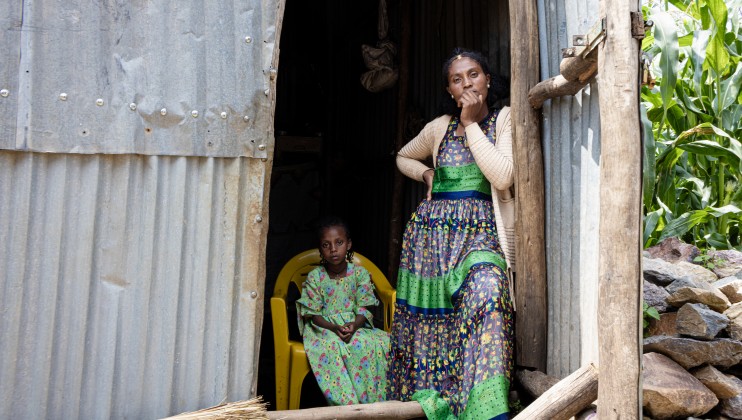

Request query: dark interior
[{"left": 258, "top": 0, "right": 511, "bottom": 410}]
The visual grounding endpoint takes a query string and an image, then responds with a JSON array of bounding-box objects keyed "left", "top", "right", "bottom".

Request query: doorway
[{"left": 258, "top": 0, "right": 511, "bottom": 411}]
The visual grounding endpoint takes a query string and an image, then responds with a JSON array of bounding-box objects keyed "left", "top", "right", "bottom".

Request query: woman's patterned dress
[
  {"left": 297, "top": 263, "right": 390, "bottom": 405},
  {"left": 387, "top": 110, "right": 514, "bottom": 420}
]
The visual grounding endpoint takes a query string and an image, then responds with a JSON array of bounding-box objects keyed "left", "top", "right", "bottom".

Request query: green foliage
[
  {"left": 508, "top": 398, "right": 525, "bottom": 415},
  {"left": 643, "top": 301, "right": 661, "bottom": 336},
  {"left": 642, "top": 0, "right": 742, "bottom": 250}
]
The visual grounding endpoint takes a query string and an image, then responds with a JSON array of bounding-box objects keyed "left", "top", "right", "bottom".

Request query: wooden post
[
  {"left": 387, "top": 0, "right": 411, "bottom": 286},
  {"left": 596, "top": 0, "right": 643, "bottom": 417},
  {"left": 508, "top": 0, "right": 547, "bottom": 372}
]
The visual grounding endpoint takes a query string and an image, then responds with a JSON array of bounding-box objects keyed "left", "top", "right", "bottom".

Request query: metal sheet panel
[
  {"left": 0, "top": 2, "right": 21, "bottom": 142},
  {"left": 538, "top": 0, "right": 602, "bottom": 378},
  {"left": 0, "top": 0, "right": 280, "bottom": 158},
  {"left": 0, "top": 151, "right": 269, "bottom": 419}
]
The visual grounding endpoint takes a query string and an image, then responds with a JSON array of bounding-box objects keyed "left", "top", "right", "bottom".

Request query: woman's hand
[
  {"left": 423, "top": 168, "right": 434, "bottom": 201},
  {"left": 458, "top": 91, "right": 487, "bottom": 127}
]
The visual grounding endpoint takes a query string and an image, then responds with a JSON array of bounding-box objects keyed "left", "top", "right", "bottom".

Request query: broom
[{"left": 161, "top": 396, "right": 268, "bottom": 420}]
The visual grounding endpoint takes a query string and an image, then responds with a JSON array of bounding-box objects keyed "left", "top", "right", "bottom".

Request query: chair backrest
[{"left": 272, "top": 249, "right": 395, "bottom": 332}]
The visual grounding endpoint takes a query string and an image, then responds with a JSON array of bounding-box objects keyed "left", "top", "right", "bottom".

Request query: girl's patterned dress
[
  {"left": 387, "top": 110, "right": 514, "bottom": 420},
  {"left": 297, "top": 262, "right": 390, "bottom": 405}
]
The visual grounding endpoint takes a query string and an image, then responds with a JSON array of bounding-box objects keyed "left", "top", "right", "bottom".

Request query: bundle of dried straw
[{"left": 161, "top": 397, "right": 268, "bottom": 420}]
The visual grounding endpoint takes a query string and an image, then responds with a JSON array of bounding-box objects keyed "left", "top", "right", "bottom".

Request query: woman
[{"left": 387, "top": 48, "right": 515, "bottom": 420}]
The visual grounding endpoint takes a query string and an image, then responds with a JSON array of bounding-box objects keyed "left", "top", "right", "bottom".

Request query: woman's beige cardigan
[{"left": 395, "top": 106, "right": 515, "bottom": 270}]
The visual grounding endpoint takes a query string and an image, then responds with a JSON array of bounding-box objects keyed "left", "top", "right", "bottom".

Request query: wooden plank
[
  {"left": 508, "top": 0, "right": 547, "bottom": 372},
  {"left": 513, "top": 364, "right": 599, "bottom": 420},
  {"left": 267, "top": 401, "right": 425, "bottom": 420},
  {"left": 596, "top": 0, "right": 643, "bottom": 417}
]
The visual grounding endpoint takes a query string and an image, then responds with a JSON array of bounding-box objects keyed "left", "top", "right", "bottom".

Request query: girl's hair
[
  {"left": 316, "top": 215, "right": 354, "bottom": 262},
  {"left": 439, "top": 47, "right": 509, "bottom": 117}
]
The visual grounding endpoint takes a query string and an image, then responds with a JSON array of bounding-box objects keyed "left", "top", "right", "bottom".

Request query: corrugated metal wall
[
  {"left": 0, "top": 0, "right": 280, "bottom": 418},
  {"left": 537, "top": 0, "right": 602, "bottom": 378},
  {"left": 0, "top": 151, "right": 268, "bottom": 419}
]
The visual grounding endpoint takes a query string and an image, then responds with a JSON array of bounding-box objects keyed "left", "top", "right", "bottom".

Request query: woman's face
[{"left": 446, "top": 57, "right": 490, "bottom": 106}]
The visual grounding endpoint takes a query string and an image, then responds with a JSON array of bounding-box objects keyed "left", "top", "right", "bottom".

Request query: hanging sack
[{"left": 360, "top": 0, "right": 398, "bottom": 93}]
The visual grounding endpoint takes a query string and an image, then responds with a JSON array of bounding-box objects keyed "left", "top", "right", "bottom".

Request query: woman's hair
[
  {"left": 315, "top": 215, "right": 354, "bottom": 262},
  {"left": 439, "top": 47, "right": 509, "bottom": 117}
]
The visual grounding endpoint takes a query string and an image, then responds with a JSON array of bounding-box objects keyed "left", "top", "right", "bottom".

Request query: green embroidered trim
[
  {"left": 397, "top": 269, "right": 454, "bottom": 310},
  {"left": 412, "top": 389, "right": 455, "bottom": 420},
  {"left": 397, "top": 251, "right": 506, "bottom": 309},
  {"left": 411, "top": 375, "right": 510, "bottom": 420},
  {"left": 432, "top": 164, "right": 491, "bottom": 195},
  {"left": 460, "top": 375, "right": 510, "bottom": 420},
  {"left": 446, "top": 251, "right": 506, "bottom": 301}
]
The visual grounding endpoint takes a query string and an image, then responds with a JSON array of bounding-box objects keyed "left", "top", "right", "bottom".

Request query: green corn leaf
[
  {"left": 704, "top": 0, "right": 730, "bottom": 76},
  {"left": 679, "top": 33, "right": 694, "bottom": 48},
  {"left": 678, "top": 140, "right": 741, "bottom": 169},
  {"left": 692, "top": 30, "right": 712, "bottom": 98},
  {"left": 720, "top": 62, "right": 742, "bottom": 109},
  {"left": 659, "top": 210, "right": 711, "bottom": 241},
  {"left": 723, "top": 104, "right": 742, "bottom": 135},
  {"left": 706, "top": 232, "right": 733, "bottom": 249},
  {"left": 708, "top": 204, "right": 742, "bottom": 217},
  {"left": 642, "top": 105, "right": 657, "bottom": 210},
  {"left": 644, "top": 209, "right": 663, "bottom": 246},
  {"left": 654, "top": 12, "right": 681, "bottom": 113}
]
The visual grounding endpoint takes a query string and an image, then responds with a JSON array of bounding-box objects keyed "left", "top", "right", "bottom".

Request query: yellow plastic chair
[{"left": 270, "top": 249, "right": 396, "bottom": 411}]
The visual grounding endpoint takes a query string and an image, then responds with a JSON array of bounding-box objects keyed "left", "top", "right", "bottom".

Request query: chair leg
[
  {"left": 289, "top": 346, "right": 312, "bottom": 410},
  {"left": 274, "top": 351, "right": 290, "bottom": 411}
]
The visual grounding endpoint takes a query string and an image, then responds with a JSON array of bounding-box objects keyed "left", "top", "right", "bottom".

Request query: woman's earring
[
  {"left": 451, "top": 94, "right": 454, "bottom": 99},
  {"left": 487, "top": 83, "right": 490, "bottom": 88}
]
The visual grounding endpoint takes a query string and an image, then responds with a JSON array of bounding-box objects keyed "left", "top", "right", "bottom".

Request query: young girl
[{"left": 296, "top": 216, "right": 390, "bottom": 405}]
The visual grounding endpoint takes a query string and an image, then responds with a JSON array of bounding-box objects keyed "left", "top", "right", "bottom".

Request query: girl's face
[
  {"left": 319, "top": 226, "right": 352, "bottom": 268},
  {"left": 446, "top": 57, "right": 490, "bottom": 106}
]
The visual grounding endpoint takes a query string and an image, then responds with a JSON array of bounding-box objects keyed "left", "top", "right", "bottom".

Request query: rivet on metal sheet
[
  {"left": 59, "top": 93, "right": 68, "bottom": 101},
  {"left": 0, "top": 89, "right": 8, "bottom": 98},
  {"left": 96, "top": 98, "right": 104, "bottom": 106},
  {"left": 255, "top": 215, "right": 263, "bottom": 223},
  {"left": 220, "top": 111, "right": 228, "bottom": 119},
  {"left": 245, "top": 36, "right": 252, "bottom": 43},
  {"left": 129, "top": 103, "right": 137, "bottom": 111},
  {"left": 191, "top": 110, "right": 199, "bottom": 118},
  {"left": 243, "top": 115, "right": 250, "bottom": 122},
  {"left": 258, "top": 144, "right": 266, "bottom": 151},
  {"left": 160, "top": 108, "right": 167, "bottom": 116},
  {"left": 250, "top": 291, "right": 258, "bottom": 298}
]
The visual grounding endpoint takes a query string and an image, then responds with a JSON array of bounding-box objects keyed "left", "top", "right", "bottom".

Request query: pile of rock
[{"left": 643, "top": 237, "right": 742, "bottom": 419}]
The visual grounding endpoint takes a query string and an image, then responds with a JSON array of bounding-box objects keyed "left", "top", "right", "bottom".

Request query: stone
[
  {"left": 643, "top": 336, "right": 742, "bottom": 369},
  {"left": 716, "top": 277, "right": 742, "bottom": 304},
  {"left": 645, "top": 257, "right": 697, "bottom": 286},
  {"left": 725, "top": 303, "right": 742, "bottom": 341},
  {"left": 677, "top": 303, "right": 730, "bottom": 340},
  {"left": 677, "top": 260, "right": 721, "bottom": 284},
  {"left": 667, "top": 277, "right": 713, "bottom": 294},
  {"left": 720, "top": 375, "right": 742, "bottom": 419},
  {"left": 691, "top": 365, "right": 742, "bottom": 399},
  {"left": 645, "top": 280, "right": 671, "bottom": 313},
  {"left": 709, "top": 250, "right": 742, "bottom": 279},
  {"left": 643, "top": 352, "right": 718, "bottom": 419},
  {"left": 648, "top": 312, "right": 679, "bottom": 337},
  {"left": 646, "top": 237, "right": 701, "bottom": 263},
  {"left": 667, "top": 287, "right": 732, "bottom": 313}
]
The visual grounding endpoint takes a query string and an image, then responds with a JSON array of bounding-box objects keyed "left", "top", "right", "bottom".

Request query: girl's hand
[
  {"left": 334, "top": 324, "right": 352, "bottom": 342},
  {"left": 458, "top": 91, "right": 486, "bottom": 127},
  {"left": 423, "top": 169, "right": 434, "bottom": 201}
]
